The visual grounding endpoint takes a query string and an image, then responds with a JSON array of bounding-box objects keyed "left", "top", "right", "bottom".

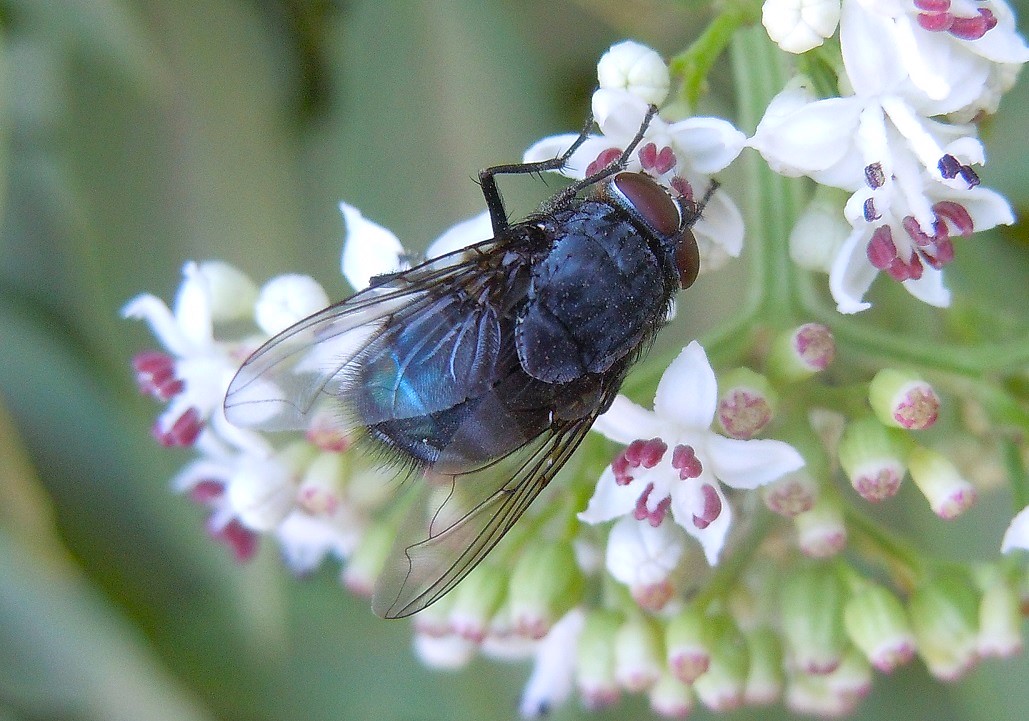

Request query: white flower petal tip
[
  {"left": 426, "top": 211, "right": 494, "bottom": 260},
  {"left": 762, "top": 0, "right": 841, "bottom": 54},
  {"left": 339, "top": 201, "right": 406, "bottom": 291},
  {"left": 1001, "top": 505, "right": 1029, "bottom": 553},
  {"left": 597, "top": 41, "right": 671, "bottom": 106}
]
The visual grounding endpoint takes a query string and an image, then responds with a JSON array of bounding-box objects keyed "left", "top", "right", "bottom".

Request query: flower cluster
[
  {"left": 125, "top": 27, "right": 1027, "bottom": 721},
  {"left": 755, "top": 0, "right": 1027, "bottom": 313}
]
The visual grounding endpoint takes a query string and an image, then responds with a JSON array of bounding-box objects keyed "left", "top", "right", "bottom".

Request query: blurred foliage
[{"left": 0, "top": 1, "right": 1026, "bottom": 720}]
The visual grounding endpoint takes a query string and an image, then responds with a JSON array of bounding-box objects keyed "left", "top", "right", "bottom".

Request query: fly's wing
[
  {"left": 371, "top": 411, "right": 596, "bottom": 619},
  {"left": 224, "top": 242, "right": 506, "bottom": 432}
]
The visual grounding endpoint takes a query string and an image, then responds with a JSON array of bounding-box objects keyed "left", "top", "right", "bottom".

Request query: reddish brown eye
[
  {"left": 611, "top": 172, "right": 681, "bottom": 236},
  {"left": 676, "top": 229, "right": 700, "bottom": 289}
]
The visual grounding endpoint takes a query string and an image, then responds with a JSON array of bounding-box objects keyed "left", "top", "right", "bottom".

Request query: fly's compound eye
[
  {"left": 675, "top": 229, "right": 700, "bottom": 289},
  {"left": 610, "top": 172, "right": 681, "bottom": 237},
  {"left": 609, "top": 172, "right": 700, "bottom": 289}
]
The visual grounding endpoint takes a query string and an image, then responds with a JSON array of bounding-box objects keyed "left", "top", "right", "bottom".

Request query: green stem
[
  {"left": 1002, "top": 436, "right": 1029, "bottom": 512},
  {"left": 731, "top": 27, "right": 807, "bottom": 328},
  {"left": 843, "top": 502, "right": 926, "bottom": 589},
  {"left": 669, "top": 0, "right": 762, "bottom": 107},
  {"left": 693, "top": 509, "right": 774, "bottom": 610}
]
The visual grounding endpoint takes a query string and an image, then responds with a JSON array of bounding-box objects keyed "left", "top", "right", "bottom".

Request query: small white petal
[
  {"left": 591, "top": 395, "right": 663, "bottom": 444},
  {"left": 339, "top": 201, "right": 406, "bottom": 291},
  {"left": 413, "top": 634, "right": 476, "bottom": 670},
  {"left": 1001, "top": 505, "right": 1029, "bottom": 553},
  {"left": 965, "top": 1, "right": 1029, "bottom": 64},
  {"left": 653, "top": 342, "right": 718, "bottom": 429},
  {"left": 426, "top": 211, "right": 494, "bottom": 259},
  {"left": 254, "top": 274, "right": 329, "bottom": 336},
  {"left": 692, "top": 188, "right": 744, "bottom": 267},
  {"left": 578, "top": 467, "right": 640, "bottom": 524},
  {"left": 902, "top": 269, "right": 951, "bottom": 308},
  {"left": 276, "top": 511, "right": 356, "bottom": 573},
  {"left": 121, "top": 294, "right": 193, "bottom": 356},
  {"left": 227, "top": 456, "right": 296, "bottom": 531},
  {"left": 840, "top": 0, "right": 908, "bottom": 96},
  {"left": 523, "top": 132, "right": 588, "bottom": 165},
  {"left": 750, "top": 96, "right": 863, "bottom": 176},
  {"left": 671, "top": 480, "right": 732, "bottom": 565},
  {"left": 829, "top": 227, "right": 876, "bottom": 314},
  {"left": 960, "top": 186, "right": 1016, "bottom": 230},
  {"left": 592, "top": 88, "right": 651, "bottom": 142},
  {"left": 173, "top": 262, "right": 215, "bottom": 349},
  {"left": 667, "top": 117, "right": 747, "bottom": 174},
  {"left": 703, "top": 436, "right": 806, "bottom": 490}
]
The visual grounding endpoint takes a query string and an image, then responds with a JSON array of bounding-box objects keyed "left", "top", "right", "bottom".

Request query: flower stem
[
  {"left": 669, "top": 0, "right": 761, "bottom": 107},
  {"left": 730, "top": 26, "right": 807, "bottom": 328},
  {"left": 693, "top": 507, "right": 773, "bottom": 610},
  {"left": 843, "top": 501, "right": 925, "bottom": 591}
]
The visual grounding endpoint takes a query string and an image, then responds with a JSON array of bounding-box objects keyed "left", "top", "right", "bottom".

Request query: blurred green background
[{"left": 0, "top": 1, "right": 1027, "bottom": 719}]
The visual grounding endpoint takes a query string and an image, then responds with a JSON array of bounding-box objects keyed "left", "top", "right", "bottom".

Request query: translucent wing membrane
[
  {"left": 224, "top": 244, "right": 499, "bottom": 432},
  {"left": 372, "top": 415, "right": 595, "bottom": 618}
]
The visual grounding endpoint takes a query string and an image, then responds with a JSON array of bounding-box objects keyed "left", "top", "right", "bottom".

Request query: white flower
[
  {"left": 1001, "top": 505, "right": 1029, "bottom": 553},
  {"left": 123, "top": 261, "right": 259, "bottom": 448},
  {"left": 519, "top": 609, "right": 586, "bottom": 718},
  {"left": 524, "top": 48, "right": 747, "bottom": 273},
  {"left": 850, "top": 0, "right": 1029, "bottom": 113},
  {"left": 830, "top": 177, "right": 1013, "bottom": 312},
  {"left": 605, "top": 516, "right": 686, "bottom": 610},
  {"left": 580, "top": 342, "right": 805, "bottom": 564},
  {"left": 763, "top": 0, "right": 842, "bottom": 53},
  {"left": 750, "top": 1, "right": 1017, "bottom": 312}
]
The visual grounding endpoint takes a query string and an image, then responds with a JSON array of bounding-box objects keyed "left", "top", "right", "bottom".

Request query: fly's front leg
[
  {"left": 478, "top": 113, "right": 595, "bottom": 235},
  {"left": 539, "top": 104, "right": 658, "bottom": 216}
]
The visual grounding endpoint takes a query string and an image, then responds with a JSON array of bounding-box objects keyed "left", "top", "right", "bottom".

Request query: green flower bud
[
  {"left": 576, "top": 609, "right": 623, "bottom": 709},
  {"left": 665, "top": 604, "right": 711, "bottom": 683},
  {"left": 793, "top": 493, "right": 847, "bottom": 558},
  {"left": 342, "top": 521, "right": 394, "bottom": 598},
  {"left": 297, "top": 451, "right": 345, "bottom": 516},
  {"left": 614, "top": 615, "right": 664, "bottom": 692},
  {"left": 508, "top": 540, "right": 584, "bottom": 639},
  {"left": 838, "top": 417, "right": 909, "bottom": 502},
  {"left": 843, "top": 582, "right": 916, "bottom": 672},
  {"left": 781, "top": 563, "right": 848, "bottom": 674},
  {"left": 908, "top": 571, "right": 980, "bottom": 680},
  {"left": 869, "top": 368, "right": 940, "bottom": 430},
  {"left": 768, "top": 323, "right": 836, "bottom": 382},
  {"left": 977, "top": 576, "right": 1023, "bottom": 658},
  {"left": 908, "top": 447, "right": 977, "bottom": 519},
  {"left": 649, "top": 671, "right": 695, "bottom": 718},
  {"left": 744, "top": 627, "right": 783, "bottom": 706},
  {"left": 763, "top": 469, "right": 819, "bottom": 517},
  {"left": 449, "top": 564, "right": 507, "bottom": 642},
  {"left": 716, "top": 368, "right": 777, "bottom": 439},
  {"left": 693, "top": 615, "right": 749, "bottom": 711}
]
